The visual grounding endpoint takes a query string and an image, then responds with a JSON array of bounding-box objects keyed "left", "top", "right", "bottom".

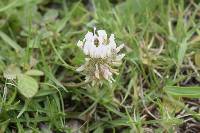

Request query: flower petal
[
  {"left": 85, "top": 32, "right": 94, "bottom": 41},
  {"left": 77, "top": 40, "right": 83, "bottom": 48},
  {"left": 76, "top": 65, "right": 85, "bottom": 72},
  {"left": 97, "top": 30, "right": 107, "bottom": 44},
  {"left": 116, "top": 44, "right": 124, "bottom": 53},
  {"left": 109, "top": 34, "right": 116, "bottom": 49},
  {"left": 116, "top": 54, "right": 125, "bottom": 61},
  {"left": 95, "top": 64, "right": 100, "bottom": 79},
  {"left": 100, "top": 64, "right": 112, "bottom": 80}
]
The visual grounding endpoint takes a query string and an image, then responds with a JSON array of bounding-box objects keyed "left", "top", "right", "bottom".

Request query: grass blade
[
  {"left": 164, "top": 86, "right": 200, "bottom": 98},
  {"left": 0, "top": 31, "right": 22, "bottom": 52}
]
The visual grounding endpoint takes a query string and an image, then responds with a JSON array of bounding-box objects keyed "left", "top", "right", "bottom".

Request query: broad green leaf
[
  {"left": 17, "top": 74, "right": 38, "bottom": 98},
  {"left": 25, "top": 69, "right": 44, "bottom": 76},
  {"left": 164, "top": 86, "right": 200, "bottom": 98}
]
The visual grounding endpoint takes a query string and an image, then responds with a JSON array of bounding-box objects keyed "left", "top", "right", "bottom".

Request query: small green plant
[{"left": 0, "top": 0, "right": 200, "bottom": 132}]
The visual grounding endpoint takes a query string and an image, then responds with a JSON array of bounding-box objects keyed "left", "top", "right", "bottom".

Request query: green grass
[{"left": 0, "top": 0, "right": 200, "bottom": 132}]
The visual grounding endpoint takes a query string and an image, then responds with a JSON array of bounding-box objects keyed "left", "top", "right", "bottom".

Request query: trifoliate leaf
[
  {"left": 3, "top": 64, "right": 21, "bottom": 79},
  {"left": 17, "top": 74, "right": 38, "bottom": 98}
]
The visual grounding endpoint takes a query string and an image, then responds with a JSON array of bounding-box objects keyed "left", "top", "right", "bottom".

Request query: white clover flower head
[{"left": 76, "top": 28, "right": 125, "bottom": 83}]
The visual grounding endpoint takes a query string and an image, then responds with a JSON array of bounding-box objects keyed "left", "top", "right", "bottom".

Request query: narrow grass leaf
[
  {"left": 194, "top": 53, "right": 200, "bottom": 67},
  {"left": 17, "top": 99, "right": 30, "bottom": 118},
  {"left": 35, "top": 89, "right": 57, "bottom": 97},
  {"left": 55, "top": 2, "right": 80, "bottom": 33},
  {"left": 0, "top": 31, "right": 22, "bottom": 52},
  {"left": 177, "top": 39, "right": 187, "bottom": 66},
  {"left": 0, "top": 0, "right": 18, "bottom": 12},
  {"left": 164, "top": 86, "right": 200, "bottom": 98},
  {"left": 106, "top": 118, "right": 131, "bottom": 127},
  {"left": 93, "top": 127, "right": 104, "bottom": 133}
]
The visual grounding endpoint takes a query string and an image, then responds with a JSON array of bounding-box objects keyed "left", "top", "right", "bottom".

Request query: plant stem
[{"left": 62, "top": 80, "right": 92, "bottom": 87}]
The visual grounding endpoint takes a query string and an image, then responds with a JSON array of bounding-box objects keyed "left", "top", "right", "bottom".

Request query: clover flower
[{"left": 76, "top": 28, "right": 125, "bottom": 83}]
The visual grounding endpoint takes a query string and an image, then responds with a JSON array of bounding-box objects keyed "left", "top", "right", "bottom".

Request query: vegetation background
[{"left": 0, "top": 0, "right": 200, "bottom": 132}]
